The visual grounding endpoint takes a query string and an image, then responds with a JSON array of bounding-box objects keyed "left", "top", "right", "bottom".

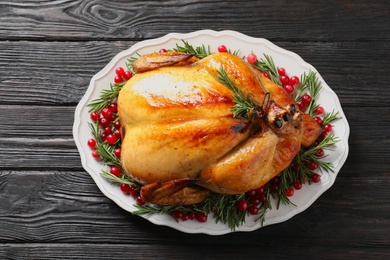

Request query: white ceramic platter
[{"left": 73, "top": 30, "right": 350, "bottom": 235}]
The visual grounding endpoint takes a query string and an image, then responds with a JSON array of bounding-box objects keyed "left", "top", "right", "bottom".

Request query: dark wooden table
[{"left": 1, "top": 1, "right": 389, "bottom": 259}]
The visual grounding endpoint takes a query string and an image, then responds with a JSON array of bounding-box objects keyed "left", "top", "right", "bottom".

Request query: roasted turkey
[{"left": 117, "top": 52, "right": 322, "bottom": 205}]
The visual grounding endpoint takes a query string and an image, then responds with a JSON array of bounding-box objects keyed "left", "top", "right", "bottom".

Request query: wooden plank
[
  {"left": 0, "top": 171, "right": 389, "bottom": 248},
  {"left": 0, "top": 244, "right": 389, "bottom": 259},
  {"left": 0, "top": 41, "right": 134, "bottom": 105},
  {"left": 0, "top": 0, "right": 388, "bottom": 41},
  {"left": 0, "top": 41, "right": 388, "bottom": 107},
  {"left": 0, "top": 105, "right": 389, "bottom": 174}
]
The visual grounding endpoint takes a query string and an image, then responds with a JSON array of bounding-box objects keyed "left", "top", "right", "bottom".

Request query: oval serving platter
[{"left": 73, "top": 30, "right": 350, "bottom": 235}]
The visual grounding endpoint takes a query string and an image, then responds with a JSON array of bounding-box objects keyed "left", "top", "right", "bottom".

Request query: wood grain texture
[
  {"left": 0, "top": 0, "right": 389, "bottom": 258},
  {"left": 0, "top": 244, "right": 389, "bottom": 260},
  {"left": 0, "top": 0, "right": 388, "bottom": 41},
  {"left": 0, "top": 171, "right": 389, "bottom": 248}
]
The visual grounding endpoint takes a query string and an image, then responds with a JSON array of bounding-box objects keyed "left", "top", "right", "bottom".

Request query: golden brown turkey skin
[{"left": 117, "top": 52, "right": 321, "bottom": 204}]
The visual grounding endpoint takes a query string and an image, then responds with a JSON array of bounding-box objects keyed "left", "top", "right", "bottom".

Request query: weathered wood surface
[
  {"left": 0, "top": 0, "right": 388, "bottom": 41},
  {"left": 0, "top": 0, "right": 389, "bottom": 259}
]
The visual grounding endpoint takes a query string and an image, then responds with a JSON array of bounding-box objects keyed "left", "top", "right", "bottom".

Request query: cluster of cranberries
[
  {"left": 88, "top": 102, "right": 121, "bottom": 153},
  {"left": 236, "top": 185, "right": 267, "bottom": 214},
  {"left": 113, "top": 66, "right": 133, "bottom": 84},
  {"left": 172, "top": 210, "right": 208, "bottom": 223}
]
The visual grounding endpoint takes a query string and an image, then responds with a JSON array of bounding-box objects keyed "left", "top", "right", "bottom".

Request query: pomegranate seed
[
  {"left": 316, "top": 149, "right": 325, "bottom": 157},
  {"left": 236, "top": 200, "right": 248, "bottom": 211},
  {"left": 101, "top": 108, "right": 113, "bottom": 119},
  {"left": 181, "top": 213, "right": 189, "bottom": 221},
  {"left": 323, "top": 123, "right": 333, "bottom": 132},
  {"left": 272, "top": 176, "right": 281, "bottom": 184},
  {"left": 271, "top": 183, "right": 279, "bottom": 193},
  {"left": 315, "top": 116, "right": 323, "bottom": 125},
  {"left": 247, "top": 53, "right": 257, "bottom": 64},
  {"left": 248, "top": 205, "right": 259, "bottom": 215},
  {"left": 294, "top": 181, "right": 302, "bottom": 190},
  {"left": 289, "top": 76, "right": 300, "bottom": 86},
  {"left": 128, "top": 186, "right": 139, "bottom": 197},
  {"left": 284, "top": 84, "right": 294, "bottom": 94},
  {"left": 115, "top": 67, "right": 125, "bottom": 77},
  {"left": 319, "top": 131, "right": 328, "bottom": 140},
  {"left": 280, "top": 75, "right": 289, "bottom": 85},
  {"left": 311, "top": 173, "right": 321, "bottom": 183},
  {"left": 159, "top": 48, "right": 168, "bottom": 53},
  {"left": 114, "top": 129, "right": 121, "bottom": 139},
  {"left": 90, "top": 111, "right": 100, "bottom": 122},
  {"left": 316, "top": 106, "right": 325, "bottom": 115},
  {"left": 217, "top": 45, "right": 227, "bottom": 52},
  {"left": 195, "top": 212, "right": 208, "bottom": 223},
  {"left": 99, "top": 117, "right": 110, "bottom": 128},
  {"left": 188, "top": 212, "right": 196, "bottom": 220},
  {"left": 104, "top": 126, "right": 111, "bottom": 135},
  {"left": 92, "top": 150, "right": 100, "bottom": 159},
  {"left": 114, "top": 148, "right": 121, "bottom": 158},
  {"left": 277, "top": 67, "right": 286, "bottom": 76},
  {"left": 106, "top": 134, "right": 117, "bottom": 145},
  {"left": 292, "top": 163, "right": 299, "bottom": 172},
  {"left": 114, "top": 76, "right": 124, "bottom": 84},
  {"left": 255, "top": 186, "right": 264, "bottom": 195},
  {"left": 250, "top": 197, "right": 261, "bottom": 205},
  {"left": 173, "top": 210, "right": 183, "bottom": 220},
  {"left": 301, "top": 94, "right": 312, "bottom": 104},
  {"left": 110, "top": 166, "right": 121, "bottom": 177},
  {"left": 123, "top": 71, "right": 133, "bottom": 80},
  {"left": 297, "top": 101, "right": 307, "bottom": 112},
  {"left": 100, "top": 133, "right": 107, "bottom": 141},
  {"left": 135, "top": 196, "right": 145, "bottom": 205},
  {"left": 258, "top": 193, "right": 267, "bottom": 202},
  {"left": 246, "top": 190, "right": 257, "bottom": 197},
  {"left": 309, "top": 161, "right": 319, "bottom": 171},
  {"left": 285, "top": 187, "right": 295, "bottom": 197},
  {"left": 120, "top": 183, "right": 131, "bottom": 194},
  {"left": 87, "top": 138, "right": 97, "bottom": 149},
  {"left": 109, "top": 103, "right": 118, "bottom": 113},
  {"left": 262, "top": 71, "right": 270, "bottom": 79},
  {"left": 114, "top": 121, "right": 121, "bottom": 130}
]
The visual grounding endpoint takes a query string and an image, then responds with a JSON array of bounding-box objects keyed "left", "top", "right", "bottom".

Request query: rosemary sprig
[
  {"left": 126, "top": 55, "right": 139, "bottom": 74},
  {"left": 301, "top": 134, "right": 339, "bottom": 160},
  {"left": 301, "top": 71, "right": 322, "bottom": 116},
  {"left": 217, "top": 68, "right": 257, "bottom": 120},
  {"left": 100, "top": 170, "right": 140, "bottom": 187},
  {"left": 254, "top": 54, "right": 282, "bottom": 85},
  {"left": 172, "top": 40, "right": 240, "bottom": 59},
  {"left": 322, "top": 110, "right": 340, "bottom": 125},
  {"left": 256, "top": 184, "right": 272, "bottom": 225},
  {"left": 87, "top": 82, "right": 126, "bottom": 113},
  {"left": 172, "top": 40, "right": 213, "bottom": 59},
  {"left": 210, "top": 194, "right": 247, "bottom": 230}
]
